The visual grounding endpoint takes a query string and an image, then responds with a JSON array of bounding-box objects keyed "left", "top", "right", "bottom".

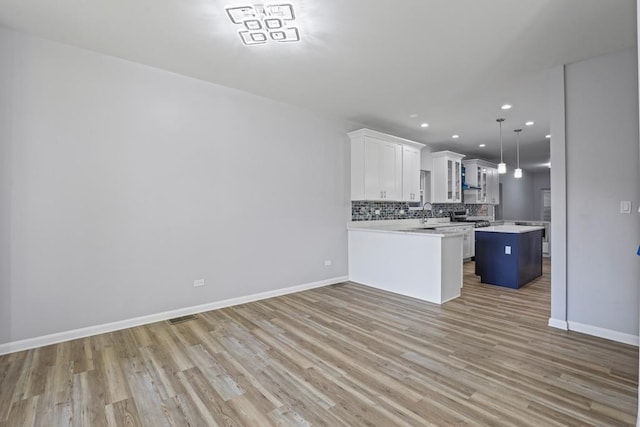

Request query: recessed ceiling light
[
  {"left": 452, "top": 134, "right": 459, "bottom": 139},
  {"left": 545, "top": 134, "right": 551, "bottom": 139},
  {"left": 525, "top": 121, "right": 534, "bottom": 126},
  {"left": 420, "top": 123, "right": 429, "bottom": 128},
  {"left": 501, "top": 104, "right": 512, "bottom": 110},
  {"left": 479, "top": 144, "right": 486, "bottom": 147},
  {"left": 409, "top": 113, "right": 418, "bottom": 118}
]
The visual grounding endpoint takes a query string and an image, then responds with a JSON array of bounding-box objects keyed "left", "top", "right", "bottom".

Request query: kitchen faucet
[{"left": 422, "top": 202, "right": 432, "bottom": 223}]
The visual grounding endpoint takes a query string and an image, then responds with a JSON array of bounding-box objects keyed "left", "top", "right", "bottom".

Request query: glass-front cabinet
[
  {"left": 463, "top": 159, "right": 499, "bottom": 204},
  {"left": 432, "top": 151, "right": 465, "bottom": 203}
]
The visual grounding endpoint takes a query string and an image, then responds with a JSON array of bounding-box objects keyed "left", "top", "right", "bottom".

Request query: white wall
[
  {"left": 499, "top": 169, "right": 549, "bottom": 221},
  {"left": 0, "top": 28, "right": 352, "bottom": 346},
  {"left": 564, "top": 48, "right": 639, "bottom": 338}
]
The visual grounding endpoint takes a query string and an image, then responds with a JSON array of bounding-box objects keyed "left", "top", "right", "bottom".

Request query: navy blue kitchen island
[{"left": 474, "top": 225, "right": 544, "bottom": 289}]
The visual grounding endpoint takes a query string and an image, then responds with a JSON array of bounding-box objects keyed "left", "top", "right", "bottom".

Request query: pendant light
[
  {"left": 514, "top": 129, "right": 523, "bottom": 178},
  {"left": 497, "top": 118, "right": 506, "bottom": 174}
]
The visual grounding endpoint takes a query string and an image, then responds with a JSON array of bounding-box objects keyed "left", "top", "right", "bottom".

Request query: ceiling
[{"left": 0, "top": 0, "right": 636, "bottom": 171}]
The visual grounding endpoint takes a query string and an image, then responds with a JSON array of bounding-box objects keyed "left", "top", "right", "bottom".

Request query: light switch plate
[
  {"left": 505, "top": 246, "right": 511, "bottom": 255},
  {"left": 620, "top": 201, "right": 632, "bottom": 214}
]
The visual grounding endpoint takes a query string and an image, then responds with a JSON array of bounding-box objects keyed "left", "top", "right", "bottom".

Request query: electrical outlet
[
  {"left": 193, "top": 279, "right": 205, "bottom": 287},
  {"left": 505, "top": 246, "right": 511, "bottom": 255},
  {"left": 324, "top": 260, "right": 332, "bottom": 266},
  {"left": 620, "top": 201, "right": 632, "bottom": 214}
]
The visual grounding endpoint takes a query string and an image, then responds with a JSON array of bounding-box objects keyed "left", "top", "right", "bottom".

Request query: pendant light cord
[
  {"left": 497, "top": 118, "right": 505, "bottom": 163},
  {"left": 515, "top": 128, "right": 522, "bottom": 168}
]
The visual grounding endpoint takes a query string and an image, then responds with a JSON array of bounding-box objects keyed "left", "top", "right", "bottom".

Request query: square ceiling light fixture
[{"left": 226, "top": 4, "right": 300, "bottom": 45}]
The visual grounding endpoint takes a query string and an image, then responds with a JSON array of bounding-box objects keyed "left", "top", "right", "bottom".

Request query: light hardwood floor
[{"left": 0, "top": 260, "right": 637, "bottom": 426}]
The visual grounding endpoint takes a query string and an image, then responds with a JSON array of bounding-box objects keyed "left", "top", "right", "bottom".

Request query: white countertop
[
  {"left": 475, "top": 225, "right": 545, "bottom": 234},
  {"left": 347, "top": 219, "right": 470, "bottom": 238}
]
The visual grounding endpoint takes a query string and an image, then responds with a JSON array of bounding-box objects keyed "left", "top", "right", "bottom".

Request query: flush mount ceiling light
[
  {"left": 452, "top": 134, "right": 459, "bottom": 139},
  {"left": 479, "top": 143, "right": 486, "bottom": 147},
  {"left": 514, "top": 128, "right": 523, "bottom": 179},
  {"left": 501, "top": 104, "right": 512, "bottom": 110},
  {"left": 420, "top": 123, "right": 429, "bottom": 128},
  {"left": 226, "top": 4, "right": 300, "bottom": 45},
  {"left": 545, "top": 134, "right": 551, "bottom": 139},
  {"left": 525, "top": 121, "right": 534, "bottom": 126},
  {"left": 496, "top": 118, "right": 507, "bottom": 174}
]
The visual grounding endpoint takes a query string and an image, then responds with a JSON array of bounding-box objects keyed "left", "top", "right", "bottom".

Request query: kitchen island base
[{"left": 475, "top": 226, "right": 543, "bottom": 289}]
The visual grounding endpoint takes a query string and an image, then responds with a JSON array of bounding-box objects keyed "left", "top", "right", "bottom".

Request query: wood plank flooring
[{"left": 1, "top": 260, "right": 637, "bottom": 426}]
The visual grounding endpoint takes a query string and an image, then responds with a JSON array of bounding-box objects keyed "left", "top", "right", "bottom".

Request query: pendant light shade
[
  {"left": 514, "top": 128, "right": 523, "bottom": 179},
  {"left": 497, "top": 118, "right": 506, "bottom": 174}
]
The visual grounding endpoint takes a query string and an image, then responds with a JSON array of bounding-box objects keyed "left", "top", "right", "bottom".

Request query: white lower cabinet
[{"left": 465, "top": 226, "right": 475, "bottom": 259}]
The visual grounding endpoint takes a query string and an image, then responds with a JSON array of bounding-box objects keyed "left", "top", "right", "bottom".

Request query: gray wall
[
  {"left": 499, "top": 169, "right": 550, "bottom": 221},
  {"left": 564, "top": 48, "right": 639, "bottom": 336},
  {"left": 0, "top": 28, "right": 351, "bottom": 345},
  {"left": 0, "top": 31, "right": 10, "bottom": 344},
  {"left": 531, "top": 171, "right": 551, "bottom": 221}
]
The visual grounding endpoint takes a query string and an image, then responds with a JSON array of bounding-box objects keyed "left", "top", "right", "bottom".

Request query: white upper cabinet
[
  {"left": 402, "top": 145, "right": 421, "bottom": 202},
  {"left": 363, "top": 137, "right": 402, "bottom": 200},
  {"left": 349, "top": 129, "right": 425, "bottom": 202},
  {"left": 431, "top": 151, "right": 465, "bottom": 203},
  {"left": 487, "top": 167, "right": 500, "bottom": 205},
  {"left": 463, "top": 159, "right": 498, "bottom": 204}
]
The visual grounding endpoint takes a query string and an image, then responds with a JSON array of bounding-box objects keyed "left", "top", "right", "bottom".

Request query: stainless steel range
[{"left": 449, "top": 209, "right": 491, "bottom": 228}]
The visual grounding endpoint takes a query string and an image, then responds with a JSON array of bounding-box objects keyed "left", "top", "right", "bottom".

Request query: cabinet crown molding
[
  {"left": 347, "top": 128, "right": 426, "bottom": 149},
  {"left": 463, "top": 159, "right": 498, "bottom": 168},
  {"left": 431, "top": 150, "right": 465, "bottom": 159}
]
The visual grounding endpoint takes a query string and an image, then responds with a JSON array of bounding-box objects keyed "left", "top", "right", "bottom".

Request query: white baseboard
[
  {"left": 0, "top": 276, "right": 348, "bottom": 356},
  {"left": 548, "top": 318, "right": 568, "bottom": 330},
  {"left": 637, "top": 386, "right": 640, "bottom": 427},
  {"left": 568, "top": 321, "right": 639, "bottom": 346}
]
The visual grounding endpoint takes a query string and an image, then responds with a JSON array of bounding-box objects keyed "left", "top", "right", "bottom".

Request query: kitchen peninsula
[
  {"left": 348, "top": 220, "right": 464, "bottom": 304},
  {"left": 475, "top": 224, "right": 544, "bottom": 289}
]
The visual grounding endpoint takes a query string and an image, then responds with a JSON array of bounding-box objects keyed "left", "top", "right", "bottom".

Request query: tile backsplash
[{"left": 351, "top": 201, "right": 489, "bottom": 221}]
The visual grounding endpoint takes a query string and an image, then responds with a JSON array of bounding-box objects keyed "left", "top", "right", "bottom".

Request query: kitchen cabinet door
[
  {"left": 349, "top": 129, "right": 424, "bottom": 201},
  {"left": 432, "top": 151, "right": 464, "bottom": 203},
  {"left": 463, "top": 160, "right": 496, "bottom": 204},
  {"left": 402, "top": 145, "right": 421, "bottom": 202},
  {"left": 487, "top": 168, "right": 500, "bottom": 204},
  {"left": 362, "top": 137, "right": 402, "bottom": 200}
]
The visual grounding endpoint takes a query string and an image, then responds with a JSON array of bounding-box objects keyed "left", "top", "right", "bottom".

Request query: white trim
[
  {"left": 549, "top": 65, "right": 568, "bottom": 326},
  {"left": 347, "top": 128, "right": 425, "bottom": 149},
  {"left": 0, "top": 276, "right": 348, "bottom": 356},
  {"left": 568, "top": 321, "right": 639, "bottom": 346},
  {"left": 548, "top": 318, "right": 568, "bottom": 330}
]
